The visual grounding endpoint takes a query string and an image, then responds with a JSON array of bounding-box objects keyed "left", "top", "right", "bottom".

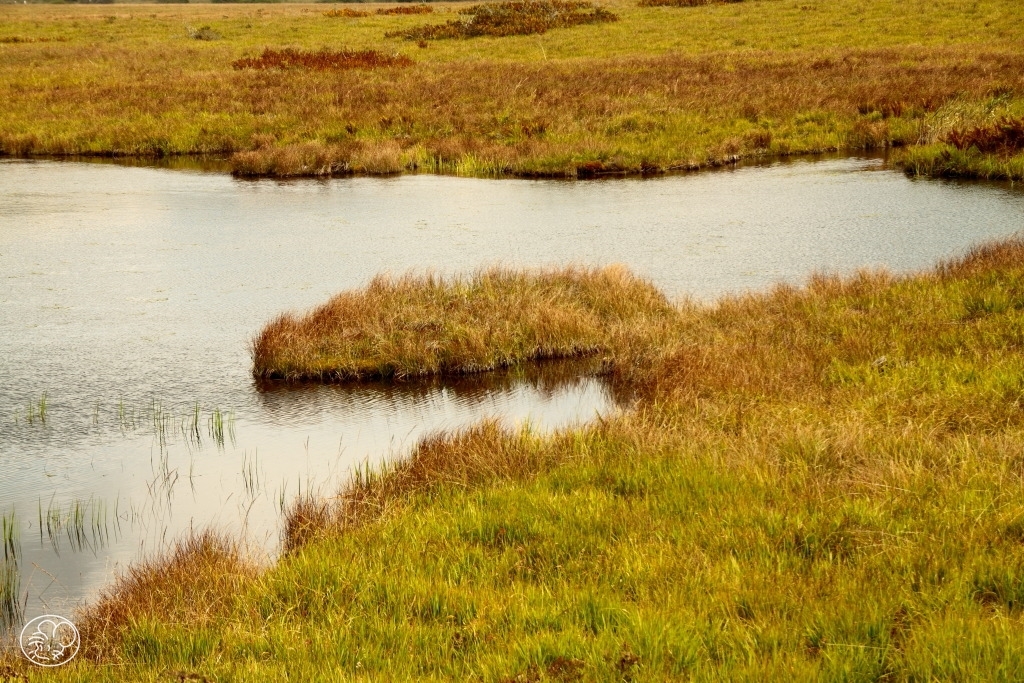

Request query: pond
[{"left": 1, "top": 156, "right": 1022, "bottom": 627}]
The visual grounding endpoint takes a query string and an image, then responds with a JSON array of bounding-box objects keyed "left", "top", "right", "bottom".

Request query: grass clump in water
[
  {"left": 252, "top": 266, "right": 675, "bottom": 381},
  {"left": 232, "top": 48, "right": 414, "bottom": 71},
  {"left": 386, "top": 0, "right": 618, "bottom": 41}
]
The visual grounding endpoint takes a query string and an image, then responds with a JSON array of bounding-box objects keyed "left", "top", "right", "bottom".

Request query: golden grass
[
  {"left": 37, "top": 236, "right": 1024, "bottom": 681},
  {"left": 1, "top": 1, "right": 1023, "bottom": 176},
  {"left": 252, "top": 266, "right": 676, "bottom": 380}
]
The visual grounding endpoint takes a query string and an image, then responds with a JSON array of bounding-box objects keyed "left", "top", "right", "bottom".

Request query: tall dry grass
[{"left": 252, "top": 266, "right": 676, "bottom": 381}]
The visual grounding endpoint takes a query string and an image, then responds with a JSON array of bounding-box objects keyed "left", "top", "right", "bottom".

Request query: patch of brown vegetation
[
  {"left": 75, "top": 532, "right": 255, "bottom": 662},
  {"left": 231, "top": 48, "right": 413, "bottom": 71},
  {"left": 386, "top": 0, "right": 618, "bottom": 40},
  {"left": 944, "top": 117, "right": 1024, "bottom": 156}
]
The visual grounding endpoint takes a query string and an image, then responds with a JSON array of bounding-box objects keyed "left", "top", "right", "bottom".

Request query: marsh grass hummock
[{"left": 252, "top": 266, "right": 675, "bottom": 381}]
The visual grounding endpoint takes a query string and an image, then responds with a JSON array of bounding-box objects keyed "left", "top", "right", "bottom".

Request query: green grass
[{"left": 6, "top": 237, "right": 1023, "bottom": 680}]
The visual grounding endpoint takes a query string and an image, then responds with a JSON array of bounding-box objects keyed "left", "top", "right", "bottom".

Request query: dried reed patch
[
  {"left": 386, "top": 0, "right": 618, "bottom": 40},
  {"left": 231, "top": 48, "right": 414, "bottom": 71},
  {"left": 944, "top": 117, "right": 1024, "bottom": 156},
  {"left": 252, "top": 266, "right": 675, "bottom": 381}
]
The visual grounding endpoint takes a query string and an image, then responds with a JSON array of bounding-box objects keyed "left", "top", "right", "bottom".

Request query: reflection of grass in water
[
  {"left": 0, "top": 511, "right": 23, "bottom": 631},
  {"left": 37, "top": 496, "right": 119, "bottom": 555}
]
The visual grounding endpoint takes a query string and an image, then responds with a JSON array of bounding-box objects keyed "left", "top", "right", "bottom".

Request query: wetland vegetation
[
  {"left": 1, "top": 236, "right": 1022, "bottom": 679},
  {"left": 0, "top": 0, "right": 1023, "bottom": 178},
  {"left": 4, "top": 0, "right": 1024, "bottom": 679}
]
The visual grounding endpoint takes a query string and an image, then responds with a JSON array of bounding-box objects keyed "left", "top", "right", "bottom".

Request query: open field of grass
[
  {"left": 1, "top": 0, "right": 1023, "bottom": 177},
  {"left": 2, "top": 236, "right": 1023, "bottom": 679}
]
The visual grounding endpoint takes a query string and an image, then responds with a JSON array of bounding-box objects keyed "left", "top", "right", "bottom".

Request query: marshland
[
  {"left": 1, "top": 156, "right": 1023, "bottom": 679},
  {"left": 2, "top": 0, "right": 1024, "bottom": 679}
]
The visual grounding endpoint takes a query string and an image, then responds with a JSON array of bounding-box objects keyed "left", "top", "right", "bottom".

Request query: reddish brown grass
[
  {"left": 231, "top": 48, "right": 414, "bottom": 71},
  {"left": 944, "top": 117, "right": 1024, "bottom": 156},
  {"left": 386, "top": 0, "right": 618, "bottom": 40}
]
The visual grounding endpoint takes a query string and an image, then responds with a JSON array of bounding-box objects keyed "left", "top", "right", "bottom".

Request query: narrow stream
[{"left": 1, "top": 156, "right": 1022, "bottom": 628}]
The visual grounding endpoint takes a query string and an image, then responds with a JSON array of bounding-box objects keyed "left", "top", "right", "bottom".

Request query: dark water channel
[{"left": 1, "top": 156, "right": 1022, "bottom": 630}]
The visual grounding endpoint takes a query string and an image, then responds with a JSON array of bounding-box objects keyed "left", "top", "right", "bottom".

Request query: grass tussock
[
  {"left": 59, "top": 236, "right": 1024, "bottom": 680},
  {"left": 252, "top": 266, "right": 675, "bottom": 381},
  {"left": 231, "top": 48, "right": 413, "bottom": 71},
  {"left": 386, "top": 0, "right": 618, "bottom": 41}
]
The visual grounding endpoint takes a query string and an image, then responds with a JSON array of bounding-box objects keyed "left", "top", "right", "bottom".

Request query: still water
[{"left": 0, "top": 156, "right": 1022, "bottom": 626}]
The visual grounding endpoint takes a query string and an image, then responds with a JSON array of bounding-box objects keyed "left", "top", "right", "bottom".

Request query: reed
[{"left": 0, "top": 512, "right": 22, "bottom": 632}]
